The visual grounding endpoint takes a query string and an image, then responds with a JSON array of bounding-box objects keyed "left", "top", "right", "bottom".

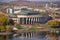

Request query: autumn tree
[
  {"left": 0, "top": 12, "right": 15, "bottom": 32},
  {"left": 8, "top": 19, "right": 14, "bottom": 25},
  {"left": 48, "top": 20, "right": 60, "bottom": 28},
  {"left": 0, "top": 13, "right": 9, "bottom": 25}
]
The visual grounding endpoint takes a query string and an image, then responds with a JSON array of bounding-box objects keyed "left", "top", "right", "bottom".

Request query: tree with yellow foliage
[
  {"left": 0, "top": 13, "right": 15, "bottom": 32},
  {"left": 48, "top": 20, "right": 60, "bottom": 28},
  {"left": 0, "top": 13, "right": 9, "bottom": 26},
  {"left": 0, "top": 13, "right": 9, "bottom": 32}
]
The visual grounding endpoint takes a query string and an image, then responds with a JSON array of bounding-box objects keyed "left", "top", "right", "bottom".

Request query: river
[{"left": 0, "top": 34, "right": 59, "bottom": 40}]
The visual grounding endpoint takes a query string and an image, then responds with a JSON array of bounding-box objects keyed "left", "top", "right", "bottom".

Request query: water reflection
[
  {"left": 9, "top": 36, "right": 53, "bottom": 40},
  {"left": 0, "top": 34, "right": 59, "bottom": 40},
  {"left": 0, "top": 35, "right": 13, "bottom": 40}
]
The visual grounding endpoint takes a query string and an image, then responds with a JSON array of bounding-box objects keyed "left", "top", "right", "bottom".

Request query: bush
[
  {"left": 15, "top": 24, "right": 24, "bottom": 29},
  {"left": 31, "top": 26, "right": 37, "bottom": 30}
]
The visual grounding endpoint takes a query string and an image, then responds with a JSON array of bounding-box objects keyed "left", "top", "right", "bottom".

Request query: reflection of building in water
[{"left": 7, "top": 7, "right": 52, "bottom": 24}]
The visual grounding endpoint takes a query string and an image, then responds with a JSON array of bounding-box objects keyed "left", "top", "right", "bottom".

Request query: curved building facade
[
  {"left": 7, "top": 8, "right": 52, "bottom": 24},
  {"left": 17, "top": 14, "right": 50, "bottom": 24}
]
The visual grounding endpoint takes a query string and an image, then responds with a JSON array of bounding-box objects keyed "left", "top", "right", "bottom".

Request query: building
[
  {"left": 7, "top": 7, "right": 52, "bottom": 25},
  {"left": 17, "top": 8, "right": 52, "bottom": 24}
]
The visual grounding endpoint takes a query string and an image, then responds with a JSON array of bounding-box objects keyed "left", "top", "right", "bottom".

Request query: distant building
[{"left": 7, "top": 7, "right": 52, "bottom": 24}]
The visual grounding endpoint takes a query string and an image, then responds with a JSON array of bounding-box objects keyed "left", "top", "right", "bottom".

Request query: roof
[
  {"left": 8, "top": 14, "right": 17, "bottom": 18},
  {"left": 19, "top": 8, "right": 40, "bottom": 15}
]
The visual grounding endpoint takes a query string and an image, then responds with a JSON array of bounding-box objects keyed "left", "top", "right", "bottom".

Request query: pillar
[
  {"left": 22, "top": 18, "right": 24, "bottom": 24},
  {"left": 35, "top": 17, "right": 36, "bottom": 24},
  {"left": 26, "top": 18, "right": 27, "bottom": 24},
  {"left": 36, "top": 17, "right": 37, "bottom": 22},
  {"left": 26, "top": 32, "right": 28, "bottom": 38},
  {"left": 20, "top": 18, "right": 22, "bottom": 24},
  {"left": 22, "top": 33, "right": 24, "bottom": 40},
  {"left": 38, "top": 17, "right": 40, "bottom": 22},
  {"left": 36, "top": 17, "right": 38, "bottom": 24},
  {"left": 36, "top": 31, "right": 37, "bottom": 37},
  {"left": 34, "top": 17, "right": 36, "bottom": 24},
  {"left": 27, "top": 32, "right": 30, "bottom": 38},
  {"left": 37, "top": 17, "right": 40, "bottom": 24},
  {"left": 31, "top": 32, "right": 33, "bottom": 38},
  {"left": 32, "top": 32, "right": 34, "bottom": 37},
  {"left": 39, "top": 17, "right": 40, "bottom": 22},
  {"left": 29, "top": 18, "right": 30, "bottom": 24},
  {"left": 31, "top": 18, "right": 33, "bottom": 24},
  {"left": 32, "top": 17, "right": 34, "bottom": 24}
]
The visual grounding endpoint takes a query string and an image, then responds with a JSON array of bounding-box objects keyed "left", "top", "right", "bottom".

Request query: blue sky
[{"left": 0, "top": 0, "right": 60, "bottom": 2}]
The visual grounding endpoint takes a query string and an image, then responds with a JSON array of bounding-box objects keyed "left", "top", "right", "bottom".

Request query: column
[
  {"left": 20, "top": 18, "right": 22, "bottom": 24},
  {"left": 38, "top": 17, "right": 39, "bottom": 22},
  {"left": 37, "top": 17, "right": 39, "bottom": 24},
  {"left": 26, "top": 18, "right": 27, "bottom": 24},
  {"left": 31, "top": 18, "right": 33, "bottom": 24},
  {"left": 34, "top": 17, "right": 35, "bottom": 24},
  {"left": 32, "top": 17, "right": 34, "bottom": 24},
  {"left": 34, "top": 17, "right": 35, "bottom": 21},
  {"left": 29, "top": 18, "right": 30, "bottom": 24},
  {"left": 38, "top": 17, "right": 40, "bottom": 22},
  {"left": 36, "top": 17, "right": 38, "bottom": 24},
  {"left": 35, "top": 17, "right": 37, "bottom": 24},
  {"left": 35, "top": 31, "right": 37, "bottom": 37},
  {"left": 22, "top": 33, "right": 24, "bottom": 40},
  {"left": 26, "top": 32, "right": 28, "bottom": 38},
  {"left": 22, "top": 18, "right": 24, "bottom": 24},
  {"left": 36, "top": 17, "right": 37, "bottom": 22},
  {"left": 28, "top": 32, "right": 30, "bottom": 38},
  {"left": 33, "top": 32, "right": 34, "bottom": 37},
  {"left": 31, "top": 32, "right": 33, "bottom": 38}
]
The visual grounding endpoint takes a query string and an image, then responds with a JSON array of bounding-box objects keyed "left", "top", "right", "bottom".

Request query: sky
[
  {"left": 0, "top": 0, "right": 60, "bottom": 2},
  {"left": 27, "top": 0, "right": 60, "bottom": 1},
  {"left": 0, "top": 0, "right": 17, "bottom": 2}
]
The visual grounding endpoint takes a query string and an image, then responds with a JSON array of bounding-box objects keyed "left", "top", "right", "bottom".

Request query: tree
[
  {"left": 48, "top": 20, "right": 60, "bottom": 28},
  {"left": 0, "top": 13, "right": 10, "bottom": 32},
  {"left": 8, "top": 19, "right": 14, "bottom": 25},
  {"left": 0, "top": 13, "right": 9, "bottom": 25},
  {"left": 0, "top": 13, "right": 15, "bottom": 32}
]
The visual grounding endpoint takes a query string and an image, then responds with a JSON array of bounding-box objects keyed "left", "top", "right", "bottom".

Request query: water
[
  {"left": 0, "top": 35, "right": 58, "bottom": 40},
  {"left": 0, "top": 33, "right": 59, "bottom": 40},
  {"left": 9, "top": 37, "right": 53, "bottom": 40}
]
